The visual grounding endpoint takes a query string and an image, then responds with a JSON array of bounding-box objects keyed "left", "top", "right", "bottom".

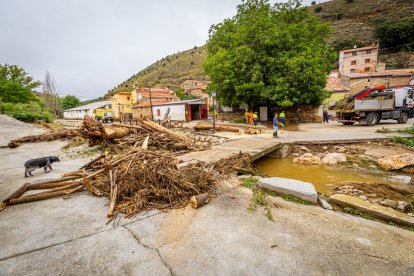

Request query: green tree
[
  {"left": 204, "top": 0, "right": 335, "bottom": 108},
  {"left": 61, "top": 95, "right": 81, "bottom": 110},
  {"left": 0, "top": 64, "right": 41, "bottom": 90},
  {"left": 0, "top": 80, "right": 38, "bottom": 103},
  {"left": 374, "top": 17, "right": 414, "bottom": 52}
]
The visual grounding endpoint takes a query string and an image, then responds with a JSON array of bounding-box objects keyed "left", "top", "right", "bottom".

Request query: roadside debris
[
  {"left": 193, "top": 124, "right": 240, "bottom": 133},
  {"left": 1, "top": 116, "right": 255, "bottom": 217}
]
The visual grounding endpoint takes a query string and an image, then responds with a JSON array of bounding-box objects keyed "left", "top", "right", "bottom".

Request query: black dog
[{"left": 24, "top": 156, "right": 60, "bottom": 177}]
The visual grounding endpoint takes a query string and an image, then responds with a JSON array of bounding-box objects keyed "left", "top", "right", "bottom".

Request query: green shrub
[
  {"left": 0, "top": 101, "right": 54, "bottom": 123},
  {"left": 314, "top": 6, "right": 322, "bottom": 13},
  {"left": 374, "top": 16, "right": 414, "bottom": 52}
]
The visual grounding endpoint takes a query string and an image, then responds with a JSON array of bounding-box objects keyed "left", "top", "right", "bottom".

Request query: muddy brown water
[{"left": 255, "top": 157, "right": 389, "bottom": 195}]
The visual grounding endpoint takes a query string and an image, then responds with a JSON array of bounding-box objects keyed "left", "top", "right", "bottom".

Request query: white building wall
[
  {"left": 63, "top": 110, "right": 88, "bottom": 119},
  {"left": 152, "top": 104, "right": 186, "bottom": 121}
]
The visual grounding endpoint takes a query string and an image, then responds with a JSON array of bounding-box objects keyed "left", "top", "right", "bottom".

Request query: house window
[
  {"left": 365, "top": 59, "right": 370, "bottom": 63},
  {"left": 366, "top": 50, "right": 371, "bottom": 54},
  {"left": 352, "top": 52, "right": 357, "bottom": 56},
  {"left": 157, "top": 109, "right": 161, "bottom": 116},
  {"left": 127, "top": 97, "right": 130, "bottom": 100},
  {"left": 364, "top": 67, "right": 370, "bottom": 72},
  {"left": 350, "top": 69, "right": 355, "bottom": 73},
  {"left": 351, "top": 60, "right": 357, "bottom": 65}
]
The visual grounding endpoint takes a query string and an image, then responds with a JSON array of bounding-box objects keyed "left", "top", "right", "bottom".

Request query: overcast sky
[{"left": 0, "top": 0, "right": 321, "bottom": 100}]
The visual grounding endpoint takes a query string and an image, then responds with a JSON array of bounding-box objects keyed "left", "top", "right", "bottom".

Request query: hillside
[
  {"left": 106, "top": 0, "right": 414, "bottom": 98},
  {"left": 105, "top": 46, "right": 207, "bottom": 97}
]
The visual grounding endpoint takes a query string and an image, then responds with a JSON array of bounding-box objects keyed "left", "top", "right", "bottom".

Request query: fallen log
[
  {"left": 8, "top": 186, "right": 84, "bottom": 205},
  {"left": 191, "top": 193, "right": 210, "bottom": 209},
  {"left": 142, "top": 119, "right": 194, "bottom": 147},
  {"left": 82, "top": 115, "right": 130, "bottom": 144},
  {"left": 8, "top": 128, "right": 79, "bottom": 148},
  {"left": 218, "top": 126, "right": 239, "bottom": 133},
  {"left": 194, "top": 124, "right": 212, "bottom": 131}
]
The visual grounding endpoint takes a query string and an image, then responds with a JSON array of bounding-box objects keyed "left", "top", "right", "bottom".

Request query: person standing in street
[
  {"left": 273, "top": 113, "right": 279, "bottom": 138},
  {"left": 245, "top": 110, "right": 249, "bottom": 124},
  {"left": 279, "top": 111, "right": 285, "bottom": 132},
  {"left": 253, "top": 112, "right": 258, "bottom": 129},
  {"left": 323, "top": 109, "right": 329, "bottom": 123},
  {"left": 249, "top": 111, "right": 254, "bottom": 125}
]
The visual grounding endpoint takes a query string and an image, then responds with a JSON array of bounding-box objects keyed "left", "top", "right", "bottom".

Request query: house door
[
  {"left": 185, "top": 104, "right": 191, "bottom": 122},
  {"left": 200, "top": 104, "right": 208, "bottom": 119}
]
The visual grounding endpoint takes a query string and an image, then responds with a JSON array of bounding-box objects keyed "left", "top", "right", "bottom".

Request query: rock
[
  {"left": 379, "top": 199, "right": 399, "bottom": 209},
  {"left": 402, "top": 167, "right": 414, "bottom": 174},
  {"left": 377, "top": 153, "right": 414, "bottom": 171},
  {"left": 328, "top": 194, "right": 414, "bottom": 227},
  {"left": 389, "top": 175, "right": 412, "bottom": 184},
  {"left": 257, "top": 177, "right": 318, "bottom": 204},
  {"left": 321, "top": 153, "right": 347, "bottom": 165},
  {"left": 359, "top": 195, "right": 367, "bottom": 201},
  {"left": 408, "top": 213, "right": 414, "bottom": 217},
  {"left": 364, "top": 148, "right": 401, "bottom": 159},
  {"left": 352, "top": 163, "right": 360, "bottom": 168},
  {"left": 337, "top": 147, "right": 347, "bottom": 153},
  {"left": 293, "top": 153, "right": 321, "bottom": 165},
  {"left": 318, "top": 197, "right": 333, "bottom": 210},
  {"left": 397, "top": 201, "right": 409, "bottom": 212},
  {"left": 299, "top": 146, "right": 310, "bottom": 152},
  {"left": 370, "top": 165, "right": 377, "bottom": 169},
  {"left": 322, "top": 146, "right": 328, "bottom": 150},
  {"left": 238, "top": 174, "right": 252, "bottom": 179},
  {"left": 292, "top": 153, "right": 300, "bottom": 157}
]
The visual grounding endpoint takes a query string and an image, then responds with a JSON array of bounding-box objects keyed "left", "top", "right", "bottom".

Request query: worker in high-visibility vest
[
  {"left": 249, "top": 111, "right": 254, "bottom": 125},
  {"left": 279, "top": 111, "right": 285, "bottom": 128},
  {"left": 244, "top": 110, "right": 249, "bottom": 124},
  {"left": 253, "top": 112, "right": 258, "bottom": 129}
]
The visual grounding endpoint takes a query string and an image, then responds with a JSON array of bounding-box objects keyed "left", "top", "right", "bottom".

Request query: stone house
[
  {"left": 132, "top": 100, "right": 171, "bottom": 119},
  {"left": 181, "top": 80, "right": 211, "bottom": 105},
  {"left": 339, "top": 45, "right": 379, "bottom": 75}
]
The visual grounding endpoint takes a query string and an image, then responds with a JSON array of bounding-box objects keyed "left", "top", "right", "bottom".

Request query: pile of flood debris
[{"left": 1, "top": 116, "right": 255, "bottom": 218}]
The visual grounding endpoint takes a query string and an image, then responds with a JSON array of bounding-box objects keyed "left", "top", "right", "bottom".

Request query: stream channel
[{"left": 255, "top": 157, "right": 412, "bottom": 195}]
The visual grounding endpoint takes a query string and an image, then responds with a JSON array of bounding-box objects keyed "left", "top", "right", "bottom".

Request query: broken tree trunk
[
  {"left": 217, "top": 126, "right": 239, "bottom": 133},
  {"left": 82, "top": 115, "right": 130, "bottom": 145},
  {"left": 191, "top": 193, "right": 210, "bottom": 209},
  {"left": 7, "top": 186, "right": 84, "bottom": 206},
  {"left": 142, "top": 119, "right": 194, "bottom": 147},
  {"left": 193, "top": 124, "right": 212, "bottom": 131},
  {"left": 8, "top": 128, "right": 79, "bottom": 148}
]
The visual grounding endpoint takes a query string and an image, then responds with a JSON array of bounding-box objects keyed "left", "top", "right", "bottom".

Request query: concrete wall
[
  {"left": 339, "top": 49, "right": 378, "bottom": 75},
  {"left": 152, "top": 104, "right": 186, "bottom": 121}
]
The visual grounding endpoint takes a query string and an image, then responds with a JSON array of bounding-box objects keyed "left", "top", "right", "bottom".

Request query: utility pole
[
  {"left": 211, "top": 91, "right": 216, "bottom": 133},
  {"left": 149, "top": 87, "right": 154, "bottom": 120}
]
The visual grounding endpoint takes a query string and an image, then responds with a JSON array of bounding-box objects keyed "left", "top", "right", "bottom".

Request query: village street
[{"left": 1, "top": 115, "right": 414, "bottom": 275}]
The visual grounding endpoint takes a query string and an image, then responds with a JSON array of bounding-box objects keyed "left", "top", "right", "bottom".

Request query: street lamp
[{"left": 211, "top": 91, "right": 216, "bottom": 133}]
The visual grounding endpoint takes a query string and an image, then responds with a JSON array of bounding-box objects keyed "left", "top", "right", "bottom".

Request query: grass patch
[
  {"left": 391, "top": 126, "right": 414, "bottom": 147},
  {"left": 346, "top": 155, "right": 377, "bottom": 169},
  {"left": 241, "top": 177, "right": 259, "bottom": 189},
  {"left": 241, "top": 177, "right": 274, "bottom": 221},
  {"left": 343, "top": 207, "right": 374, "bottom": 220},
  {"left": 388, "top": 222, "right": 414, "bottom": 232},
  {"left": 282, "top": 194, "right": 311, "bottom": 205}
]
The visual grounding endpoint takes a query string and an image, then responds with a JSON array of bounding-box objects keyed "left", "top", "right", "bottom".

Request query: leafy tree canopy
[
  {"left": 374, "top": 16, "right": 414, "bottom": 52},
  {"left": 0, "top": 79, "right": 38, "bottom": 104},
  {"left": 204, "top": 0, "right": 336, "bottom": 108},
  {"left": 61, "top": 95, "right": 81, "bottom": 110},
  {"left": 0, "top": 64, "right": 41, "bottom": 90}
]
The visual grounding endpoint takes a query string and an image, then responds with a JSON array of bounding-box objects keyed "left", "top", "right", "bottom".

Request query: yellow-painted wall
[{"left": 111, "top": 92, "right": 133, "bottom": 119}]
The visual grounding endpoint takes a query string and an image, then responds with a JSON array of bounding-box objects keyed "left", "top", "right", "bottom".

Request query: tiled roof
[
  {"left": 133, "top": 100, "right": 172, "bottom": 108},
  {"left": 342, "top": 70, "right": 413, "bottom": 79},
  {"left": 325, "top": 76, "right": 350, "bottom": 92},
  {"left": 341, "top": 45, "right": 377, "bottom": 53}
]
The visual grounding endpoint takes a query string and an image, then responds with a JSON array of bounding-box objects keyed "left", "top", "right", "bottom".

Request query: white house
[
  {"left": 63, "top": 101, "right": 111, "bottom": 119},
  {"left": 151, "top": 99, "right": 207, "bottom": 121}
]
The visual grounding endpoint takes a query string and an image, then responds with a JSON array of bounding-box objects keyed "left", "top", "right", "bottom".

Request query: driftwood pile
[
  {"left": 8, "top": 115, "right": 201, "bottom": 152},
  {"left": 2, "top": 116, "right": 255, "bottom": 217},
  {"left": 0, "top": 149, "right": 253, "bottom": 217}
]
